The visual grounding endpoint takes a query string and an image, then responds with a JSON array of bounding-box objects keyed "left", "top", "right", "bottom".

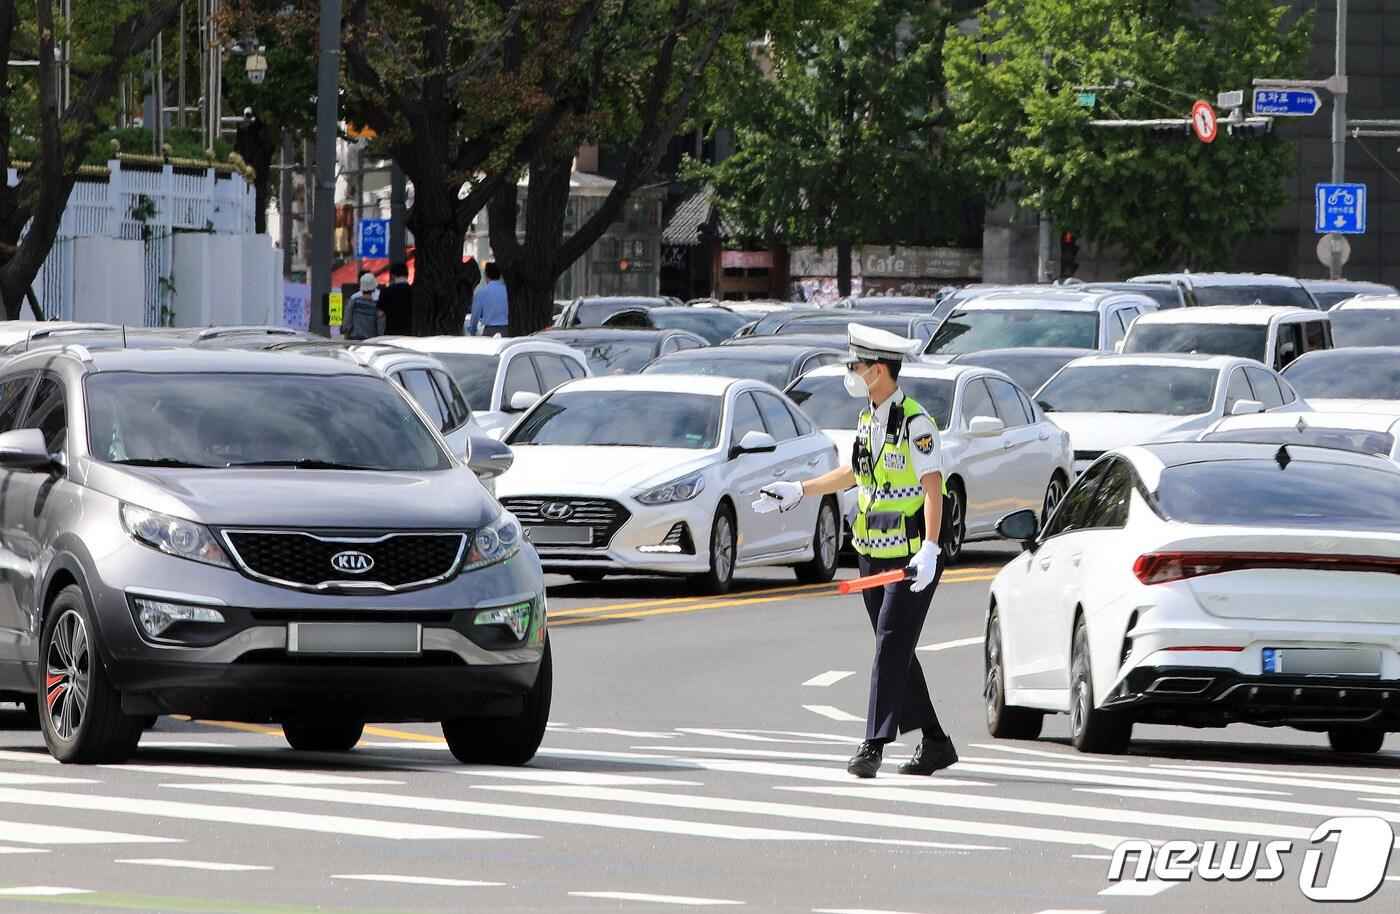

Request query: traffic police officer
[{"left": 753, "top": 324, "right": 956, "bottom": 778}]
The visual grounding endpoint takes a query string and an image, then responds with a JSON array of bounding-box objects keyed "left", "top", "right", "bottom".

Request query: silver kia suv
[{"left": 0, "top": 346, "right": 549, "bottom": 764}]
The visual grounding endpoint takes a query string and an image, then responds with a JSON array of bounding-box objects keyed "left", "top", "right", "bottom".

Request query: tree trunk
[
  {"left": 407, "top": 187, "right": 469, "bottom": 335},
  {"left": 490, "top": 153, "right": 572, "bottom": 337},
  {"left": 836, "top": 240, "right": 853, "bottom": 297}
]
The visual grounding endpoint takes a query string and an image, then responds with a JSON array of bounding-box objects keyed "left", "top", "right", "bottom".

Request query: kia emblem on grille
[
  {"left": 541, "top": 502, "right": 575, "bottom": 521},
  {"left": 330, "top": 550, "right": 376, "bottom": 574}
]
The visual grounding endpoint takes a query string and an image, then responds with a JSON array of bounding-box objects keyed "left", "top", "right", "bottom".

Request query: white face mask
[{"left": 844, "top": 365, "right": 877, "bottom": 399}]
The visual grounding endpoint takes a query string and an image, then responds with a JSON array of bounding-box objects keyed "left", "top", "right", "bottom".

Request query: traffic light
[
  {"left": 1060, "top": 232, "right": 1080, "bottom": 279},
  {"left": 1227, "top": 118, "right": 1274, "bottom": 138},
  {"left": 1149, "top": 122, "right": 1193, "bottom": 140}
]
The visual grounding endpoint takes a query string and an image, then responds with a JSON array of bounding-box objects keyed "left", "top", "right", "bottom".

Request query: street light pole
[
  {"left": 309, "top": 0, "right": 341, "bottom": 336},
  {"left": 1329, "top": 0, "right": 1347, "bottom": 281}
]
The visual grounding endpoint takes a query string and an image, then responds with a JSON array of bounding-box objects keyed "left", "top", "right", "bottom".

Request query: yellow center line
[
  {"left": 361, "top": 725, "right": 447, "bottom": 743},
  {"left": 171, "top": 715, "right": 280, "bottom": 736}
]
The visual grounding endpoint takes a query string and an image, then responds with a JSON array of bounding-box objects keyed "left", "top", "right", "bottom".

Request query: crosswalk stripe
[
  {"left": 110, "top": 764, "right": 404, "bottom": 786},
  {"left": 0, "top": 820, "right": 176, "bottom": 846},
  {"left": 456, "top": 768, "right": 703, "bottom": 788},
  {"left": 916, "top": 636, "right": 984, "bottom": 653},
  {"left": 0, "top": 847, "right": 47, "bottom": 855},
  {"left": 931, "top": 760, "right": 1287, "bottom": 795},
  {"left": 162, "top": 781, "right": 994, "bottom": 850},
  {"left": 0, "top": 887, "right": 92, "bottom": 896},
  {"left": 116, "top": 859, "right": 271, "bottom": 872},
  {"left": 0, "top": 786, "right": 528, "bottom": 842},
  {"left": 1098, "top": 880, "right": 1174, "bottom": 897},
  {"left": 333, "top": 875, "right": 504, "bottom": 887},
  {"left": 971, "top": 743, "right": 1132, "bottom": 764},
  {"left": 549, "top": 747, "right": 986, "bottom": 786},
  {"left": 803, "top": 705, "right": 863, "bottom": 723},
  {"left": 1081, "top": 787, "right": 1400, "bottom": 843},
  {"left": 803, "top": 671, "right": 856, "bottom": 687},
  {"left": 570, "top": 891, "right": 742, "bottom": 906}
]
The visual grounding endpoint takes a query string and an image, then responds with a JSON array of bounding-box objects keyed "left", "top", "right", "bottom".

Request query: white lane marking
[
  {"left": 0, "top": 887, "right": 92, "bottom": 896},
  {"left": 333, "top": 874, "right": 504, "bottom": 887},
  {"left": 0, "top": 820, "right": 176, "bottom": 846},
  {"left": 457, "top": 769, "right": 702, "bottom": 788},
  {"left": 1090, "top": 788, "right": 1400, "bottom": 843},
  {"left": 814, "top": 909, "right": 935, "bottom": 914},
  {"left": 0, "top": 787, "right": 527, "bottom": 843},
  {"left": 0, "top": 772, "right": 96, "bottom": 785},
  {"left": 803, "top": 671, "right": 855, "bottom": 688},
  {"left": 955, "top": 756, "right": 1289, "bottom": 794},
  {"left": 971, "top": 743, "right": 1130, "bottom": 764},
  {"left": 1146, "top": 762, "right": 1400, "bottom": 794},
  {"left": 1031, "top": 910, "right": 1106, "bottom": 914},
  {"left": 1072, "top": 854, "right": 1113, "bottom": 861},
  {"left": 117, "top": 858, "right": 271, "bottom": 872},
  {"left": 111, "top": 765, "right": 403, "bottom": 786},
  {"left": 674, "top": 728, "right": 874, "bottom": 745},
  {"left": 471, "top": 784, "right": 1121, "bottom": 850},
  {"left": 916, "top": 636, "right": 983, "bottom": 653},
  {"left": 623, "top": 746, "right": 992, "bottom": 786},
  {"left": 803, "top": 705, "right": 863, "bottom": 723},
  {"left": 779, "top": 786, "right": 1315, "bottom": 842},
  {"left": 0, "top": 847, "right": 48, "bottom": 855},
  {"left": 0, "top": 750, "right": 58, "bottom": 765},
  {"left": 570, "top": 891, "right": 742, "bottom": 906},
  {"left": 570, "top": 728, "right": 678, "bottom": 739},
  {"left": 136, "top": 741, "right": 235, "bottom": 749},
  {"left": 1099, "top": 881, "right": 1173, "bottom": 897},
  {"left": 944, "top": 761, "right": 1285, "bottom": 795},
  {"left": 165, "top": 781, "right": 992, "bottom": 850}
]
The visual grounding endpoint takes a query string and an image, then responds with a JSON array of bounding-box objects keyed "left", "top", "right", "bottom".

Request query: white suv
[{"left": 1123, "top": 305, "right": 1331, "bottom": 372}]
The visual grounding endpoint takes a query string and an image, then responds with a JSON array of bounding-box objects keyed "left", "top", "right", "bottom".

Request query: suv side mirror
[
  {"left": 967, "top": 416, "right": 1005, "bottom": 438},
  {"left": 466, "top": 434, "right": 514, "bottom": 480},
  {"left": 733, "top": 430, "right": 777, "bottom": 457},
  {"left": 507, "top": 390, "right": 542, "bottom": 413},
  {"left": 0, "top": 429, "right": 54, "bottom": 471},
  {"left": 1230, "top": 399, "right": 1265, "bottom": 416},
  {"left": 996, "top": 508, "right": 1040, "bottom": 550}
]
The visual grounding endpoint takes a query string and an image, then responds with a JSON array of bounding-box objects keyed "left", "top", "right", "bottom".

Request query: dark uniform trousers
[{"left": 857, "top": 553, "right": 946, "bottom": 743}]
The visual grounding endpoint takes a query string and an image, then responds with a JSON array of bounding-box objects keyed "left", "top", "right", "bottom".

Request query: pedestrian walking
[
  {"left": 467, "top": 263, "right": 510, "bottom": 336},
  {"left": 378, "top": 262, "right": 414, "bottom": 335},
  {"left": 752, "top": 324, "right": 956, "bottom": 778},
  {"left": 344, "top": 272, "right": 384, "bottom": 340}
]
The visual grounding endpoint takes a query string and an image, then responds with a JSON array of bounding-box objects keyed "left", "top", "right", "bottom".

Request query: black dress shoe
[
  {"left": 899, "top": 736, "right": 958, "bottom": 775},
  {"left": 846, "top": 741, "right": 883, "bottom": 778}
]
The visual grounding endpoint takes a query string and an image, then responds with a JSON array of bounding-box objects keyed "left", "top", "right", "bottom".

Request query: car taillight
[{"left": 1134, "top": 551, "right": 1400, "bottom": 585}]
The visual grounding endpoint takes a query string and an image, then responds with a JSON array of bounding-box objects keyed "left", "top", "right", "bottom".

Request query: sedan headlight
[
  {"left": 120, "top": 503, "right": 231, "bottom": 568},
  {"left": 462, "top": 512, "right": 522, "bottom": 572},
  {"left": 636, "top": 472, "right": 706, "bottom": 506}
]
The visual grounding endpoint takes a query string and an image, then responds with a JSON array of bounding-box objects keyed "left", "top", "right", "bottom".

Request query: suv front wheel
[
  {"left": 39, "top": 585, "right": 143, "bottom": 764},
  {"left": 443, "top": 640, "right": 552, "bottom": 765}
]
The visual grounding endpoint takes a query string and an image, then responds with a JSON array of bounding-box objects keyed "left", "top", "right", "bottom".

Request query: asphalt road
[{"left": 0, "top": 544, "right": 1397, "bottom": 913}]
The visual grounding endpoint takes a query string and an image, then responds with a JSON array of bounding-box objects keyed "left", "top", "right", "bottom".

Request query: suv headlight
[
  {"left": 636, "top": 471, "right": 706, "bottom": 505},
  {"left": 463, "top": 512, "right": 522, "bottom": 572},
  {"left": 120, "top": 504, "right": 231, "bottom": 568}
]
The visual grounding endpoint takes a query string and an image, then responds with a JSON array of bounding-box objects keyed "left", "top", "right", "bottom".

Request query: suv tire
[
  {"left": 282, "top": 720, "right": 365, "bottom": 752},
  {"left": 443, "top": 640, "right": 552, "bottom": 765},
  {"left": 39, "top": 585, "right": 143, "bottom": 764}
]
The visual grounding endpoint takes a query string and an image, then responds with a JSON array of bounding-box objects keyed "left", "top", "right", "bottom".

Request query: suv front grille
[
  {"left": 499, "top": 497, "right": 630, "bottom": 549},
  {"left": 222, "top": 530, "right": 466, "bottom": 592}
]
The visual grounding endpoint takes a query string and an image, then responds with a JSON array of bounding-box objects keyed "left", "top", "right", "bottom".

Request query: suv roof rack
[{"left": 195, "top": 325, "right": 300, "bottom": 341}]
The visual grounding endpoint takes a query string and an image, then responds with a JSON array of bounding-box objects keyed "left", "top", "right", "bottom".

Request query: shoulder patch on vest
[{"left": 914, "top": 434, "right": 934, "bottom": 455}]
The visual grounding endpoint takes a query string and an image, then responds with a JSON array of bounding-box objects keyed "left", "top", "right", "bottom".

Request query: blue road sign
[
  {"left": 356, "top": 219, "right": 390, "bottom": 258},
  {"left": 1252, "top": 88, "right": 1321, "bottom": 117},
  {"left": 1315, "top": 183, "right": 1367, "bottom": 235}
]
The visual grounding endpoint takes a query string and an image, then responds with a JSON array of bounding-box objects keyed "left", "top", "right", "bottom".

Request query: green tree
[
  {"left": 694, "top": 0, "right": 966, "bottom": 296},
  {"left": 945, "top": 0, "right": 1311, "bottom": 274}
]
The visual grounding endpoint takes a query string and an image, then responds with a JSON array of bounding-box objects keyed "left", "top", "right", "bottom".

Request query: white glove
[
  {"left": 752, "top": 480, "right": 804, "bottom": 515},
  {"left": 908, "top": 541, "right": 942, "bottom": 593}
]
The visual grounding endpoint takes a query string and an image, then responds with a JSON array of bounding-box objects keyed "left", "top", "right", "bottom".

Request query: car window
[
  {"left": 0, "top": 374, "right": 33, "bottom": 434},
  {"left": 21, "top": 375, "right": 66, "bottom": 454},
  {"left": 396, "top": 369, "right": 449, "bottom": 432},
  {"left": 1275, "top": 324, "right": 1303, "bottom": 369},
  {"left": 673, "top": 335, "right": 704, "bottom": 352},
  {"left": 1243, "top": 366, "right": 1285, "bottom": 409},
  {"left": 1125, "top": 323, "right": 1267, "bottom": 362},
  {"left": 1107, "top": 310, "right": 1128, "bottom": 346},
  {"left": 429, "top": 369, "right": 471, "bottom": 429},
  {"left": 1083, "top": 459, "right": 1132, "bottom": 528},
  {"left": 1039, "top": 365, "right": 1217, "bottom": 416},
  {"left": 961, "top": 378, "right": 997, "bottom": 426},
  {"left": 562, "top": 357, "right": 588, "bottom": 380},
  {"left": 532, "top": 354, "right": 574, "bottom": 392},
  {"left": 754, "top": 391, "right": 800, "bottom": 441},
  {"left": 1042, "top": 458, "right": 1110, "bottom": 538},
  {"left": 502, "top": 354, "right": 543, "bottom": 409},
  {"left": 1303, "top": 320, "right": 1330, "bottom": 353},
  {"left": 1017, "top": 388, "right": 1039, "bottom": 422},
  {"left": 986, "top": 378, "right": 1031, "bottom": 427},
  {"left": 1225, "top": 368, "right": 1254, "bottom": 413},
  {"left": 730, "top": 391, "right": 767, "bottom": 448}
]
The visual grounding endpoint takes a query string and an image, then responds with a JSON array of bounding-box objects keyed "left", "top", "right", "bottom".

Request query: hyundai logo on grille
[
  {"left": 541, "top": 502, "right": 575, "bottom": 521},
  {"left": 330, "top": 550, "right": 376, "bottom": 574}
]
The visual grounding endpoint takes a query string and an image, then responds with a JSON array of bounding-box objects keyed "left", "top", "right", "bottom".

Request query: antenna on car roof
[{"left": 1275, "top": 444, "right": 1292, "bottom": 470}]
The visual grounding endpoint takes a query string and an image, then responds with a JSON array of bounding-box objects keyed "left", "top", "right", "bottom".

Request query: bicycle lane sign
[{"left": 1315, "top": 183, "right": 1367, "bottom": 234}]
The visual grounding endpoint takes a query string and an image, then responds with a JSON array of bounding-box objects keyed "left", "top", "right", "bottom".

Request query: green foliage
[
  {"left": 945, "top": 0, "right": 1312, "bottom": 273},
  {"left": 693, "top": 0, "right": 967, "bottom": 253}
]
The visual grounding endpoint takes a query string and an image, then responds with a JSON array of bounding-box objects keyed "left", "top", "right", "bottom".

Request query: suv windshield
[
  {"left": 87, "top": 372, "right": 450, "bottom": 470},
  {"left": 1125, "top": 323, "right": 1268, "bottom": 362},
  {"left": 1194, "top": 284, "right": 1315, "bottom": 309},
  {"left": 1330, "top": 310, "right": 1400, "bottom": 348},
  {"left": 1283, "top": 352, "right": 1400, "bottom": 399},
  {"left": 927, "top": 310, "right": 1098, "bottom": 354},
  {"left": 1158, "top": 460, "right": 1400, "bottom": 531},
  {"left": 433, "top": 353, "right": 498, "bottom": 409},
  {"left": 1038, "top": 365, "right": 1216, "bottom": 415},
  {"left": 508, "top": 390, "right": 721, "bottom": 448},
  {"left": 788, "top": 376, "right": 954, "bottom": 430}
]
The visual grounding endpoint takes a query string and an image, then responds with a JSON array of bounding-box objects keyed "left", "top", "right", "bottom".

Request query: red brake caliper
[{"left": 45, "top": 672, "right": 66, "bottom": 710}]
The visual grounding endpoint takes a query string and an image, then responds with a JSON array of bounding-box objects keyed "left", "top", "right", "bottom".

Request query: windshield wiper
[
  {"left": 112, "top": 458, "right": 219, "bottom": 468},
  {"left": 224, "top": 459, "right": 377, "bottom": 470}
]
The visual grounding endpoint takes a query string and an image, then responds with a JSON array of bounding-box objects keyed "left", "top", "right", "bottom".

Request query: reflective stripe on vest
[{"left": 851, "top": 396, "right": 936, "bottom": 559}]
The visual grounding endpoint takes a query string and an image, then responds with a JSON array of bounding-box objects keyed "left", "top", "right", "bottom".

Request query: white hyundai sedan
[
  {"left": 494, "top": 375, "right": 840, "bottom": 593},
  {"left": 986, "top": 442, "right": 1400, "bottom": 755},
  {"left": 786, "top": 363, "right": 1072, "bottom": 560},
  {"left": 1036, "top": 353, "right": 1303, "bottom": 473}
]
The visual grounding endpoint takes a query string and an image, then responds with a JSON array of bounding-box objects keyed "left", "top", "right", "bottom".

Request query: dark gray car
[{"left": 0, "top": 347, "right": 549, "bottom": 765}]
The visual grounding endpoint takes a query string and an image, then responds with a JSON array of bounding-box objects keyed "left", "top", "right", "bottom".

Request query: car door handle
[
  {"left": 1039, "top": 433, "right": 1050, "bottom": 441},
  {"left": 772, "top": 467, "right": 786, "bottom": 477},
  {"left": 1071, "top": 552, "right": 1083, "bottom": 567},
  {"left": 1003, "top": 440, "right": 1015, "bottom": 450},
  {"left": 1038, "top": 556, "right": 1052, "bottom": 570},
  {"left": 806, "top": 457, "right": 822, "bottom": 466}
]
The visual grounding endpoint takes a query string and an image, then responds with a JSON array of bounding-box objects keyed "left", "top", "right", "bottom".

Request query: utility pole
[
  {"left": 389, "top": 163, "right": 407, "bottom": 264},
  {"left": 1036, "top": 52, "right": 1054, "bottom": 284},
  {"left": 309, "top": 0, "right": 342, "bottom": 336},
  {"left": 1328, "top": 0, "right": 1347, "bottom": 281},
  {"left": 280, "top": 129, "right": 295, "bottom": 279}
]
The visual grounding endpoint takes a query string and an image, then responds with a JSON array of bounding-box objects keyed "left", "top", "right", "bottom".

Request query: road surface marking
[
  {"left": 333, "top": 875, "right": 504, "bottom": 887},
  {"left": 803, "top": 705, "right": 863, "bottom": 723},
  {"left": 1099, "top": 880, "right": 1173, "bottom": 896},
  {"left": 570, "top": 727, "right": 678, "bottom": 739},
  {"left": 814, "top": 909, "right": 935, "bottom": 914},
  {"left": 1030, "top": 910, "right": 1106, "bottom": 914},
  {"left": 940, "top": 761, "right": 1288, "bottom": 795},
  {"left": 0, "top": 820, "right": 176, "bottom": 846},
  {"left": 972, "top": 743, "right": 1131, "bottom": 764},
  {"left": 0, "top": 847, "right": 46, "bottom": 855},
  {"left": 0, "top": 887, "right": 92, "bottom": 896},
  {"left": 916, "top": 635, "right": 984, "bottom": 653},
  {"left": 803, "top": 670, "right": 855, "bottom": 687},
  {"left": 163, "top": 781, "right": 986, "bottom": 849},
  {"left": 136, "top": 741, "right": 235, "bottom": 749},
  {"left": 458, "top": 768, "right": 703, "bottom": 788},
  {"left": 172, "top": 717, "right": 280, "bottom": 736},
  {"left": 570, "top": 891, "right": 742, "bottom": 906},
  {"left": 1084, "top": 788, "right": 1400, "bottom": 842},
  {"left": 0, "top": 787, "right": 528, "bottom": 842},
  {"left": 110, "top": 764, "right": 403, "bottom": 786},
  {"left": 116, "top": 858, "right": 271, "bottom": 872}
]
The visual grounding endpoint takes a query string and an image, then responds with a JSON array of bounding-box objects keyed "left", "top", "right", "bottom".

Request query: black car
[
  {"left": 556, "top": 296, "right": 684, "bottom": 328},
  {"left": 539, "top": 327, "right": 707, "bottom": 374},
  {"left": 753, "top": 311, "right": 942, "bottom": 344},
  {"left": 642, "top": 343, "right": 843, "bottom": 388}
]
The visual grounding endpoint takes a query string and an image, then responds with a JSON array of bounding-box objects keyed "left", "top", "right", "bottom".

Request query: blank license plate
[
  {"left": 1262, "top": 648, "right": 1381, "bottom": 677},
  {"left": 288, "top": 622, "right": 422, "bottom": 655},
  {"left": 528, "top": 525, "right": 593, "bottom": 545}
]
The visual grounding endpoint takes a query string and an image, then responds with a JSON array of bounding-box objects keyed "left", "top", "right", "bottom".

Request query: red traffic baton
[{"left": 837, "top": 565, "right": 916, "bottom": 595}]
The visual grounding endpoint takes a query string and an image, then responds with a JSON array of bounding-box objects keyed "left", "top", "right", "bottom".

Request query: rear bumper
[{"left": 1103, "top": 665, "right": 1400, "bottom": 729}]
